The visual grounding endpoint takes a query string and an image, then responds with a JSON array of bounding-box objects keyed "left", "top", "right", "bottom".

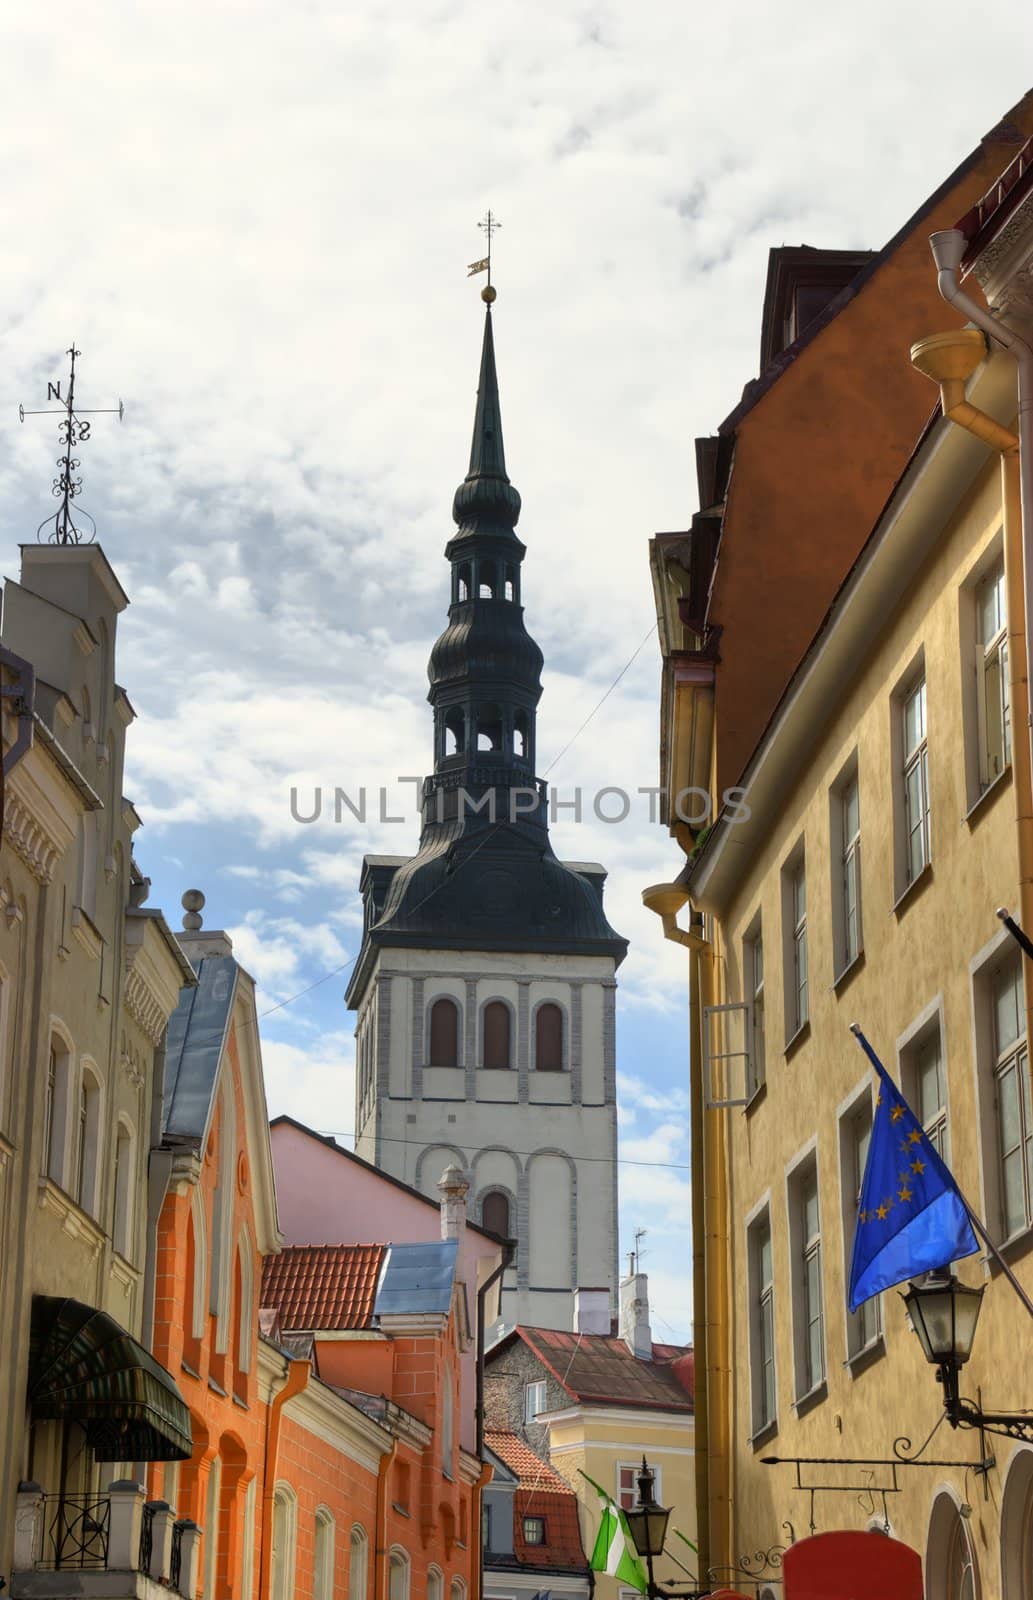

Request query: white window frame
[
  {"left": 992, "top": 953, "right": 1032, "bottom": 1239},
  {"left": 976, "top": 556, "right": 1010, "bottom": 788},
  {"left": 837, "top": 1081, "right": 881, "bottom": 1361},
  {"left": 616, "top": 1462, "right": 663, "bottom": 1510},
  {"left": 902, "top": 672, "right": 930, "bottom": 885},
  {"left": 786, "top": 1151, "right": 825, "bottom": 1402},
  {"left": 781, "top": 847, "right": 808, "bottom": 1041},
  {"left": 899, "top": 1000, "right": 949, "bottom": 1167},
  {"left": 703, "top": 1001, "right": 750, "bottom": 1107},
  {"left": 972, "top": 930, "right": 1031, "bottom": 1245},
  {"left": 744, "top": 917, "right": 765, "bottom": 1095},
  {"left": 523, "top": 1380, "right": 547, "bottom": 1423},
  {"left": 745, "top": 1199, "right": 776, "bottom": 1438},
  {"left": 349, "top": 1525, "right": 369, "bottom": 1600},
  {"left": 314, "top": 1507, "right": 336, "bottom": 1600},
  {"left": 830, "top": 761, "right": 862, "bottom": 978}
]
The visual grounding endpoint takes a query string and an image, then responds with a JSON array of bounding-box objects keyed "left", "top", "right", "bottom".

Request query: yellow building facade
[{"left": 648, "top": 181, "right": 1033, "bottom": 1591}]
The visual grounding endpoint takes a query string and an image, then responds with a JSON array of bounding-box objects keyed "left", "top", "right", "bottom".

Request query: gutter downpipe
[
  {"left": 476, "top": 1241, "right": 513, "bottom": 1600},
  {"left": 375, "top": 1436, "right": 399, "bottom": 1600},
  {"left": 916, "top": 226, "right": 1033, "bottom": 1090},
  {"left": 258, "top": 1354, "right": 309, "bottom": 1600},
  {"left": 642, "top": 883, "right": 727, "bottom": 1581}
]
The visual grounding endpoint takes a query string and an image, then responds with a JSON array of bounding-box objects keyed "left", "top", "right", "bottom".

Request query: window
[
  {"left": 427, "top": 1569, "right": 443, "bottom": 1600},
  {"left": 349, "top": 1526, "right": 368, "bottom": 1600},
  {"left": 535, "top": 1003, "right": 563, "bottom": 1071},
  {"left": 112, "top": 1122, "right": 134, "bottom": 1257},
  {"left": 908, "top": 1028, "right": 948, "bottom": 1162},
  {"left": 747, "top": 1210, "right": 776, "bottom": 1436},
  {"left": 788, "top": 1161, "right": 825, "bottom": 1399},
  {"left": 617, "top": 1463, "right": 662, "bottom": 1510},
  {"left": 977, "top": 558, "right": 1010, "bottom": 786},
  {"left": 744, "top": 923, "right": 765, "bottom": 1093},
  {"left": 388, "top": 1548, "right": 410, "bottom": 1600},
  {"left": 992, "top": 954, "right": 1032, "bottom": 1238},
  {"left": 241, "top": 1477, "right": 257, "bottom": 1600},
  {"left": 522, "top": 1517, "right": 545, "bottom": 1546},
  {"left": 926, "top": 1492, "right": 979, "bottom": 1600},
  {"left": 44, "top": 1033, "right": 73, "bottom": 1185},
  {"left": 429, "top": 998, "right": 460, "bottom": 1067},
  {"left": 524, "top": 1380, "right": 547, "bottom": 1423},
  {"left": 841, "top": 1095, "right": 880, "bottom": 1357},
  {"left": 314, "top": 1509, "right": 335, "bottom": 1600},
  {"left": 204, "top": 1456, "right": 223, "bottom": 1600},
  {"left": 75, "top": 1065, "right": 102, "bottom": 1216},
  {"left": 271, "top": 1486, "right": 297, "bottom": 1600},
  {"left": 782, "top": 852, "right": 808, "bottom": 1039},
  {"left": 481, "top": 1502, "right": 492, "bottom": 1550},
  {"left": 831, "top": 771, "right": 862, "bottom": 974},
  {"left": 902, "top": 675, "right": 930, "bottom": 883},
  {"left": 441, "top": 1372, "right": 454, "bottom": 1469},
  {"left": 481, "top": 1191, "right": 510, "bottom": 1239},
  {"left": 483, "top": 1001, "right": 511, "bottom": 1069}
]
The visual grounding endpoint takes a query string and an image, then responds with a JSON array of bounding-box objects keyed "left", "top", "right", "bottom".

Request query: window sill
[
  {"left": 744, "top": 1081, "right": 767, "bottom": 1117},
  {"left": 965, "top": 764, "right": 1011, "bottom": 826},
  {"left": 833, "top": 949, "right": 865, "bottom": 995},
  {"left": 181, "top": 1360, "right": 201, "bottom": 1380},
  {"left": 749, "top": 1417, "right": 778, "bottom": 1452},
  {"left": 892, "top": 862, "right": 932, "bottom": 918},
  {"left": 391, "top": 1505, "right": 411, "bottom": 1519},
  {"left": 792, "top": 1379, "right": 828, "bottom": 1419},
  {"left": 844, "top": 1333, "right": 885, "bottom": 1378},
  {"left": 207, "top": 1377, "right": 227, "bottom": 1397},
  {"left": 988, "top": 1222, "right": 1033, "bottom": 1273},
  {"left": 783, "top": 1020, "right": 811, "bottom": 1061},
  {"left": 232, "top": 1393, "right": 250, "bottom": 1410}
]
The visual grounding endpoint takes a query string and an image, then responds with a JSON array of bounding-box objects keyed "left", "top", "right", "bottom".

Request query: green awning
[{"left": 28, "top": 1296, "right": 192, "bottom": 1462}]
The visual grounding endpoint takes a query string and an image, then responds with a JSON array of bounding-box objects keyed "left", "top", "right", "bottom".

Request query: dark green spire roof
[{"left": 451, "top": 308, "right": 522, "bottom": 533}]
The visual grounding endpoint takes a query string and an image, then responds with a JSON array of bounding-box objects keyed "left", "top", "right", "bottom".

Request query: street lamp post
[
  {"left": 904, "top": 1272, "right": 1033, "bottom": 1443},
  {"left": 624, "top": 1459, "right": 672, "bottom": 1600}
]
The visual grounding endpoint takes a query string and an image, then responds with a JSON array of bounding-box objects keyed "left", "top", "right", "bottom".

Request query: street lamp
[
  {"left": 625, "top": 1458, "right": 672, "bottom": 1599},
  {"left": 903, "top": 1273, "right": 1033, "bottom": 1442}
]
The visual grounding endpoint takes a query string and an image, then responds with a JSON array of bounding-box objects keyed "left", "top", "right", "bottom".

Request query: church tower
[{"left": 346, "top": 294, "right": 626, "bottom": 1332}]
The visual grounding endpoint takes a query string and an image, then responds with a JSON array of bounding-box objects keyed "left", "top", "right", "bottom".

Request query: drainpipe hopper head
[
  {"left": 929, "top": 229, "right": 967, "bottom": 274},
  {"left": 910, "top": 327, "right": 987, "bottom": 385}
]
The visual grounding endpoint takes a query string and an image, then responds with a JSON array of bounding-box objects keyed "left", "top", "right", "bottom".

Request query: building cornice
[
  {"left": 123, "top": 911, "right": 192, "bottom": 1045},
  {"left": 283, "top": 1376, "right": 393, "bottom": 1473}
]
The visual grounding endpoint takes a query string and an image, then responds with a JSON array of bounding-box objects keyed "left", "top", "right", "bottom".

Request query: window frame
[
  {"left": 523, "top": 1379, "right": 547, "bottom": 1424},
  {"left": 522, "top": 1516, "right": 546, "bottom": 1546},
  {"left": 745, "top": 1201, "right": 777, "bottom": 1439},
  {"left": 781, "top": 846, "right": 808, "bottom": 1043},
  {"left": 314, "top": 1507, "right": 336, "bottom": 1600},
  {"left": 743, "top": 915, "right": 765, "bottom": 1095},
  {"left": 900, "top": 668, "right": 931, "bottom": 888},
  {"left": 829, "top": 758, "right": 863, "bottom": 978},
  {"left": 428, "top": 995, "right": 461, "bottom": 1068},
  {"left": 617, "top": 1462, "right": 663, "bottom": 1510},
  {"left": 481, "top": 998, "right": 513, "bottom": 1070},
  {"left": 786, "top": 1151, "right": 825, "bottom": 1404},
  {"left": 976, "top": 555, "right": 1010, "bottom": 790},
  {"left": 533, "top": 1000, "right": 565, "bottom": 1072},
  {"left": 837, "top": 1081, "right": 881, "bottom": 1362}
]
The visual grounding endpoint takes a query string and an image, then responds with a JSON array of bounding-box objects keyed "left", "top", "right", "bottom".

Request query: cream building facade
[
  {"left": 648, "top": 195, "right": 1033, "bottom": 1591},
  {"left": 0, "top": 543, "right": 193, "bottom": 1582}
]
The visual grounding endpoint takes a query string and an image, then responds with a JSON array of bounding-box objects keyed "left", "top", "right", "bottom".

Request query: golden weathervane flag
[{"left": 467, "top": 257, "right": 490, "bottom": 276}]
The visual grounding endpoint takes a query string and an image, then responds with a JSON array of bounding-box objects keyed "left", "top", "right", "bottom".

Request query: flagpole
[{"left": 997, "top": 905, "right": 1033, "bottom": 961}]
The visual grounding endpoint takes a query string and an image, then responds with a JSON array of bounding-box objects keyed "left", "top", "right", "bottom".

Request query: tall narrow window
[
  {"left": 314, "top": 1510, "right": 335, "bottom": 1600},
  {"left": 483, "top": 1001, "right": 511, "bottom": 1069},
  {"left": 912, "top": 1030, "right": 948, "bottom": 1162},
  {"left": 112, "top": 1123, "right": 133, "bottom": 1257},
  {"left": 978, "top": 559, "right": 1010, "bottom": 786},
  {"left": 799, "top": 1168, "right": 824, "bottom": 1394},
  {"left": 75, "top": 1070, "right": 102, "bottom": 1216},
  {"left": 747, "top": 1211, "right": 776, "bottom": 1435},
  {"left": 481, "top": 1190, "right": 510, "bottom": 1239},
  {"left": 535, "top": 1003, "right": 563, "bottom": 1071},
  {"left": 271, "top": 1487, "right": 297, "bottom": 1600},
  {"left": 783, "top": 857, "right": 808, "bottom": 1037},
  {"left": 841, "top": 776, "right": 861, "bottom": 968},
  {"left": 429, "top": 998, "right": 459, "bottom": 1067},
  {"left": 992, "top": 955, "right": 1032, "bottom": 1238},
  {"left": 388, "top": 1549, "right": 410, "bottom": 1600},
  {"left": 524, "top": 1380, "right": 547, "bottom": 1423},
  {"left": 842, "top": 1100, "right": 880, "bottom": 1356},
  {"left": 745, "top": 926, "right": 765, "bottom": 1092},
  {"left": 349, "top": 1527, "right": 368, "bottom": 1600},
  {"left": 43, "top": 1043, "right": 59, "bottom": 1180},
  {"left": 903, "top": 675, "right": 930, "bottom": 882}
]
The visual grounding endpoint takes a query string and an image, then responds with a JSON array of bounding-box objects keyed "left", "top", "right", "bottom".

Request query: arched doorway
[
  {"left": 1002, "top": 1448, "right": 1033, "bottom": 1598},
  {"left": 926, "top": 1490, "right": 979, "bottom": 1599}
]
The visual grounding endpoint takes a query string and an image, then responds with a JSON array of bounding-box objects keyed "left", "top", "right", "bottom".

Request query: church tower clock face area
[{"left": 345, "top": 295, "right": 627, "bottom": 1334}]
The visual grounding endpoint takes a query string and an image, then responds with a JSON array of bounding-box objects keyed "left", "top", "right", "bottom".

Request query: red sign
[{"left": 783, "top": 1530, "right": 922, "bottom": 1598}]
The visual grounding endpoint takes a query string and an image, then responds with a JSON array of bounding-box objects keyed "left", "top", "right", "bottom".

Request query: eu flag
[{"left": 848, "top": 1027, "right": 979, "bottom": 1311}]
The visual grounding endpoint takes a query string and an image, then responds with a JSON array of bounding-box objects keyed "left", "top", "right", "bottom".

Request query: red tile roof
[
  {"left": 485, "top": 1431, "right": 571, "bottom": 1491},
  {"left": 260, "top": 1244, "right": 386, "bottom": 1331},
  {"left": 956, "top": 131, "right": 1033, "bottom": 266},
  {"left": 498, "top": 1327, "right": 694, "bottom": 1412}
]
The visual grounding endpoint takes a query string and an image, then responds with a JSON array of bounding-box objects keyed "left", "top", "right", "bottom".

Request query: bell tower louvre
[{"left": 346, "top": 292, "right": 626, "bottom": 1332}]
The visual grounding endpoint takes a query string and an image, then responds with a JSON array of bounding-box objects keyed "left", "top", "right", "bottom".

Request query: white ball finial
[{"left": 181, "top": 889, "right": 205, "bottom": 932}]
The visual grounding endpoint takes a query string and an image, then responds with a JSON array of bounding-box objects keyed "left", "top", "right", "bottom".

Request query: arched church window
[
  {"left": 429, "top": 999, "right": 459, "bottom": 1067},
  {"left": 456, "top": 564, "right": 471, "bottom": 603},
  {"left": 513, "top": 711, "right": 529, "bottom": 760},
  {"left": 477, "top": 705, "right": 504, "bottom": 753},
  {"left": 535, "top": 1004, "right": 563, "bottom": 1072},
  {"left": 478, "top": 561, "right": 498, "bottom": 599},
  {"left": 504, "top": 566, "right": 517, "bottom": 601},
  {"left": 444, "top": 708, "right": 465, "bottom": 758},
  {"left": 483, "top": 1002, "right": 511, "bottom": 1070},
  {"left": 481, "top": 1191, "right": 510, "bottom": 1238}
]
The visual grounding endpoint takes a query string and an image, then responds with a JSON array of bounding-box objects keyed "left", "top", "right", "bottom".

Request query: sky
[{"left": 3, "top": 3, "right": 1033, "bottom": 1343}]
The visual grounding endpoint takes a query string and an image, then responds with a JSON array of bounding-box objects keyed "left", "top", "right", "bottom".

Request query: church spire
[{"left": 451, "top": 306, "right": 522, "bottom": 536}]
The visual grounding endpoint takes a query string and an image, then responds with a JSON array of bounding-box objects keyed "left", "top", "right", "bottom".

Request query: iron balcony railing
[{"left": 39, "top": 1492, "right": 111, "bottom": 1569}]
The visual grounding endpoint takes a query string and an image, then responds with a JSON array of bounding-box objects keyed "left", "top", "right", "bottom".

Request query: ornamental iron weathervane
[
  {"left": 467, "top": 209, "right": 501, "bottom": 302},
  {"left": 19, "top": 346, "right": 124, "bottom": 545}
]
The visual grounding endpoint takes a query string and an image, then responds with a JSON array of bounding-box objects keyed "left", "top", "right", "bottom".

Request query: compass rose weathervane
[
  {"left": 19, "top": 346, "right": 124, "bottom": 545},
  {"left": 467, "top": 209, "right": 501, "bottom": 303}
]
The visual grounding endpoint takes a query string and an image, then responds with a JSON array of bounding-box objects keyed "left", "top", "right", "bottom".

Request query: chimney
[
  {"left": 437, "top": 1164, "right": 469, "bottom": 1241},
  {"left": 619, "top": 1272, "right": 653, "bottom": 1360},
  {"left": 573, "top": 1288, "right": 611, "bottom": 1336}
]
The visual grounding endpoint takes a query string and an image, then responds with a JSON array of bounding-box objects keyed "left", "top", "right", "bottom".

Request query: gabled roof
[
  {"left": 163, "top": 956, "right": 239, "bottom": 1141},
  {"left": 485, "top": 1432, "right": 589, "bottom": 1573},
  {"left": 269, "top": 1114, "right": 503, "bottom": 1242},
  {"left": 261, "top": 1240, "right": 460, "bottom": 1331},
  {"left": 484, "top": 1431, "right": 571, "bottom": 1491},
  {"left": 491, "top": 1326, "right": 693, "bottom": 1413}
]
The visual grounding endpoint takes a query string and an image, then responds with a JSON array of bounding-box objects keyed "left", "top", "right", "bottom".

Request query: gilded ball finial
[{"left": 481, "top": 284, "right": 497, "bottom": 304}]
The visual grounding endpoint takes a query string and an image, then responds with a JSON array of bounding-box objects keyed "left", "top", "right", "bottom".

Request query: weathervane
[
  {"left": 19, "top": 346, "right": 124, "bottom": 545},
  {"left": 467, "top": 210, "right": 501, "bottom": 304}
]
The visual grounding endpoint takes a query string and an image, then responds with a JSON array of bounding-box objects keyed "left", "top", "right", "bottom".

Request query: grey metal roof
[
  {"left": 373, "top": 1239, "right": 458, "bottom": 1317},
  {"left": 162, "top": 956, "right": 239, "bottom": 1141}
]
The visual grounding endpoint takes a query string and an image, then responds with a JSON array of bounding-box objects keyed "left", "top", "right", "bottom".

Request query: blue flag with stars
[{"left": 848, "top": 1027, "right": 979, "bottom": 1311}]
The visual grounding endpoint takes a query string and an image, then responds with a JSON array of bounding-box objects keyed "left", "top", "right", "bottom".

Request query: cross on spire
[
  {"left": 19, "top": 346, "right": 124, "bottom": 544},
  {"left": 467, "top": 209, "right": 501, "bottom": 303}
]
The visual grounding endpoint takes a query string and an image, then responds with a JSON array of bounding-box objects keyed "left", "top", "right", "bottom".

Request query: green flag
[{"left": 580, "top": 1472, "right": 648, "bottom": 1593}]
